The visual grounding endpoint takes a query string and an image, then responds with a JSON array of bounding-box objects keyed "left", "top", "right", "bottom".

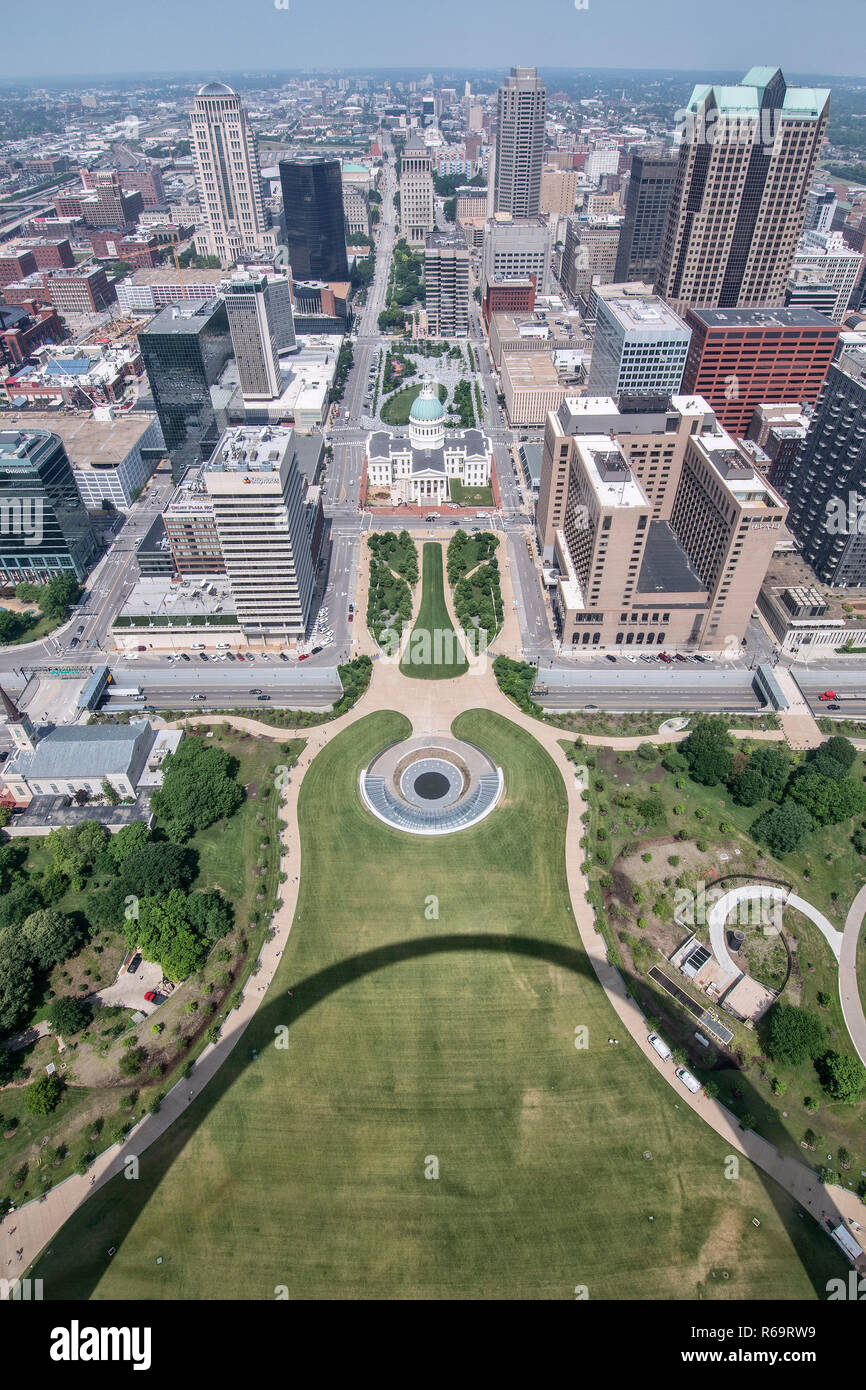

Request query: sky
[{"left": 3, "top": 0, "right": 866, "bottom": 81}]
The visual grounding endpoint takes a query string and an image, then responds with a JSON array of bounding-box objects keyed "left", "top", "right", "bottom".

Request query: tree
[
  {"left": 730, "top": 766, "right": 767, "bottom": 807},
  {"left": 0, "top": 928, "right": 36, "bottom": 1036},
  {"left": 134, "top": 890, "right": 214, "bottom": 981},
  {"left": 751, "top": 800, "right": 813, "bottom": 855},
  {"left": 732, "top": 744, "right": 791, "bottom": 805},
  {"left": 822, "top": 735, "right": 857, "bottom": 770},
  {"left": 107, "top": 821, "right": 150, "bottom": 870},
  {"left": 24, "top": 1073, "right": 64, "bottom": 1115},
  {"left": 637, "top": 794, "right": 665, "bottom": 826},
  {"left": 22, "top": 908, "right": 83, "bottom": 970},
  {"left": 185, "top": 890, "right": 234, "bottom": 941},
  {"left": 0, "top": 881, "right": 42, "bottom": 931},
  {"left": 46, "top": 821, "right": 110, "bottom": 887},
  {"left": 118, "top": 842, "right": 196, "bottom": 898},
  {"left": 764, "top": 1003, "right": 828, "bottom": 1067},
  {"left": 37, "top": 573, "right": 82, "bottom": 621},
  {"left": 150, "top": 739, "right": 243, "bottom": 842},
  {"left": 681, "top": 715, "right": 735, "bottom": 786},
  {"left": 788, "top": 772, "right": 866, "bottom": 827},
  {"left": 47, "top": 996, "right": 92, "bottom": 1036},
  {"left": 816, "top": 1050, "right": 866, "bottom": 1104}
]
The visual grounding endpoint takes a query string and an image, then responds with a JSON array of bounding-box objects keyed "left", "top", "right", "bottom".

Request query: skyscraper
[
  {"left": 189, "top": 82, "right": 277, "bottom": 267},
  {"left": 0, "top": 428, "right": 99, "bottom": 585},
  {"left": 655, "top": 68, "right": 830, "bottom": 316},
  {"left": 398, "top": 137, "right": 434, "bottom": 247},
  {"left": 614, "top": 153, "right": 678, "bottom": 284},
  {"left": 587, "top": 290, "right": 691, "bottom": 397},
  {"left": 424, "top": 233, "right": 470, "bottom": 337},
  {"left": 782, "top": 336, "right": 866, "bottom": 585},
  {"left": 492, "top": 67, "right": 546, "bottom": 218},
  {"left": 223, "top": 273, "right": 295, "bottom": 400},
  {"left": 279, "top": 158, "right": 349, "bottom": 282},
  {"left": 139, "top": 298, "right": 233, "bottom": 479}
]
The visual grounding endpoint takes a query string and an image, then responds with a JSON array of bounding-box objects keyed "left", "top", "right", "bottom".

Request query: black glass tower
[
  {"left": 614, "top": 153, "right": 678, "bottom": 285},
  {"left": 0, "top": 429, "right": 99, "bottom": 584},
  {"left": 279, "top": 158, "right": 349, "bottom": 283},
  {"left": 138, "top": 298, "right": 232, "bottom": 480}
]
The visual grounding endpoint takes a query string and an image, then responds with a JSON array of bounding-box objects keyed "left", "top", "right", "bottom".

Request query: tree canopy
[
  {"left": 681, "top": 716, "right": 735, "bottom": 786},
  {"left": 150, "top": 738, "right": 243, "bottom": 842},
  {"left": 764, "top": 1003, "right": 829, "bottom": 1067}
]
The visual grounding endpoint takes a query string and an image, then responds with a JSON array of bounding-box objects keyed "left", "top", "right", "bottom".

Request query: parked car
[
  {"left": 299, "top": 653, "right": 310, "bottom": 661},
  {"left": 605, "top": 654, "right": 617, "bottom": 663},
  {"left": 311, "top": 645, "right": 323, "bottom": 655},
  {"left": 674, "top": 653, "right": 688, "bottom": 663},
  {"left": 144, "top": 990, "right": 158, "bottom": 1004},
  {"left": 180, "top": 653, "right": 191, "bottom": 661}
]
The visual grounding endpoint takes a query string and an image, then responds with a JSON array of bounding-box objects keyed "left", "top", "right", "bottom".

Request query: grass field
[
  {"left": 32, "top": 710, "right": 844, "bottom": 1300},
  {"left": 449, "top": 481, "right": 494, "bottom": 508},
  {"left": 399, "top": 543, "right": 468, "bottom": 680},
  {"left": 379, "top": 381, "right": 448, "bottom": 426}
]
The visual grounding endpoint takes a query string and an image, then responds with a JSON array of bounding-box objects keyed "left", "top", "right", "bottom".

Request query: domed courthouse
[{"left": 366, "top": 375, "right": 492, "bottom": 506}]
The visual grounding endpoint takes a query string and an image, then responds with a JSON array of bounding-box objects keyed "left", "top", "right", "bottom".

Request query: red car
[
  {"left": 144, "top": 990, "right": 158, "bottom": 1003},
  {"left": 236, "top": 653, "right": 245, "bottom": 662},
  {"left": 299, "top": 652, "right": 310, "bottom": 661},
  {"left": 658, "top": 652, "right": 673, "bottom": 664}
]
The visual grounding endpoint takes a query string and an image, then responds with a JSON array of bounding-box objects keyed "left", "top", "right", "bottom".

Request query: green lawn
[
  {"left": 399, "top": 543, "right": 468, "bottom": 680},
  {"left": 449, "top": 481, "right": 494, "bottom": 508},
  {"left": 33, "top": 711, "right": 845, "bottom": 1300},
  {"left": 379, "top": 381, "right": 447, "bottom": 426}
]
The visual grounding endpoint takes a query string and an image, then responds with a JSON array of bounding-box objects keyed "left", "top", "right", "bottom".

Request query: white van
[
  {"left": 675, "top": 1066, "right": 702, "bottom": 1095},
  {"left": 216, "top": 642, "right": 230, "bottom": 650},
  {"left": 648, "top": 1033, "right": 672, "bottom": 1062},
  {"left": 190, "top": 642, "right": 205, "bottom": 650},
  {"left": 475, "top": 511, "right": 490, "bottom": 519}
]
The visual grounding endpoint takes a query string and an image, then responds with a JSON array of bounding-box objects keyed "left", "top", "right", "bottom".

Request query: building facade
[
  {"left": 0, "top": 428, "right": 100, "bottom": 584},
  {"left": 614, "top": 153, "right": 678, "bottom": 284},
  {"left": 223, "top": 272, "right": 295, "bottom": 400},
  {"left": 481, "top": 214, "right": 551, "bottom": 297},
  {"left": 424, "top": 232, "right": 470, "bottom": 337},
  {"left": 138, "top": 298, "right": 233, "bottom": 479},
  {"left": 279, "top": 158, "right": 349, "bottom": 281},
  {"left": 587, "top": 291, "right": 691, "bottom": 397},
  {"left": 365, "top": 376, "right": 491, "bottom": 505},
  {"left": 190, "top": 82, "right": 277, "bottom": 266},
  {"left": 655, "top": 68, "right": 830, "bottom": 316},
  {"left": 492, "top": 67, "right": 546, "bottom": 218},
  {"left": 399, "top": 136, "right": 434, "bottom": 247}
]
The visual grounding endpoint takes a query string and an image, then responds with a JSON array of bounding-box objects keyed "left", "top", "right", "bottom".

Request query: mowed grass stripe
[
  {"left": 34, "top": 711, "right": 844, "bottom": 1300},
  {"left": 400, "top": 542, "right": 468, "bottom": 680}
]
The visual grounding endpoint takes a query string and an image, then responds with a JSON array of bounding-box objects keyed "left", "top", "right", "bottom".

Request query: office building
[
  {"left": 483, "top": 276, "right": 536, "bottom": 321},
  {"left": 138, "top": 298, "right": 233, "bottom": 479},
  {"left": 536, "top": 393, "right": 787, "bottom": 649},
  {"left": 804, "top": 185, "right": 837, "bottom": 235},
  {"left": 162, "top": 464, "right": 226, "bottom": 576},
  {"left": 789, "top": 230, "right": 863, "bottom": 323},
  {"left": 782, "top": 336, "right": 866, "bottom": 585},
  {"left": 223, "top": 273, "right": 295, "bottom": 400},
  {"left": 1, "top": 266, "right": 116, "bottom": 314},
  {"left": 588, "top": 291, "right": 691, "bottom": 397},
  {"left": 655, "top": 68, "right": 830, "bottom": 315},
  {"left": 8, "top": 238, "right": 75, "bottom": 271},
  {"left": 202, "top": 426, "right": 321, "bottom": 640},
  {"left": 0, "top": 302, "right": 63, "bottom": 369},
  {"left": 424, "top": 232, "right": 470, "bottom": 337},
  {"left": 488, "top": 306, "right": 586, "bottom": 368},
  {"left": 57, "top": 171, "right": 143, "bottom": 230},
  {"left": 540, "top": 166, "right": 578, "bottom": 217},
  {"left": 681, "top": 307, "right": 839, "bottom": 436},
  {"left": 562, "top": 219, "right": 621, "bottom": 301},
  {"left": 614, "top": 153, "right": 678, "bottom": 284},
  {"left": 501, "top": 353, "right": 566, "bottom": 425},
  {"left": 190, "top": 82, "right": 277, "bottom": 266},
  {"left": 0, "top": 412, "right": 165, "bottom": 510},
  {"left": 342, "top": 183, "right": 371, "bottom": 239},
  {"left": 399, "top": 136, "right": 434, "bottom": 247},
  {"left": 279, "top": 158, "right": 349, "bottom": 281},
  {"left": 481, "top": 214, "right": 551, "bottom": 297},
  {"left": 492, "top": 67, "right": 546, "bottom": 218},
  {"left": 745, "top": 403, "right": 811, "bottom": 492},
  {"left": 0, "top": 428, "right": 99, "bottom": 584},
  {"left": 289, "top": 279, "right": 351, "bottom": 335},
  {"left": 117, "top": 167, "right": 166, "bottom": 208},
  {"left": 785, "top": 267, "right": 841, "bottom": 319},
  {"left": 115, "top": 267, "right": 227, "bottom": 312}
]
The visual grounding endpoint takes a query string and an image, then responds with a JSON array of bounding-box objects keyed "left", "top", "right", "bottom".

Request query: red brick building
[
  {"left": 483, "top": 276, "right": 536, "bottom": 322},
  {"left": 0, "top": 302, "right": 64, "bottom": 367},
  {"left": 14, "top": 238, "right": 75, "bottom": 270},
  {"left": 2, "top": 266, "right": 115, "bottom": 313},
  {"left": 87, "top": 229, "right": 160, "bottom": 266},
  {"left": 0, "top": 249, "right": 37, "bottom": 287},
  {"left": 681, "top": 307, "right": 840, "bottom": 436}
]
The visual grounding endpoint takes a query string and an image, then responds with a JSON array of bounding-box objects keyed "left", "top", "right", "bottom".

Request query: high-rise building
[
  {"left": 424, "top": 232, "right": 470, "bottom": 337},
  {"left": 223, "top": 273, "right": 295, "bottom": 400},
  {"left": 190, "top": 82, "right": 277, "bottom": 267},
  {"left": 202, "top": 425, "right": 321, "bottom": 640},
  {"left": 481, "top": 214, "right": 551, "bottom": 297},
  {"left": 587, "top": 291, "right": 691, "bottom": 397},
  {"left": 536, "top": 394, "right": 787, "bottom": 649},
  {"left": 279, "top": 158, "right": 349, "bottom": 281},
  {"left": 788, "top": 230, "right": 863, "bottom": 323},
  {"left": 539, "top": 166, "right": 577, "bottom": 217},
  {"left": 785, "top": 267, "right": 840, "bottom": 319},
  {"left": 614, "top": 153, "right": 678, "bottom": 284},
  {"left": 680, "top": 307, "right": 839, "bottom": 436},
  {"left": 492, "top": 67, "right": 546, "bottom": 218},
  {"left": 655, "top": 68, "right": 830, "bottom": 316},
  {"left": 782, "top": 336, "right": 866, "bottom": 585},
  {"left": 139, "top": 298, "right": 233, "bottom": 479},
  {"left": 0, "top": 428, "right": 99, "bottom": 585},
  {"left": 804, "top": 185, "right": 837, "bottom": 235},
  {"left": 562, "top": 218, "right": 621, "bottom": 302},
  {"left": 399, "top": 136, "right": 434, "bottom": 247}
]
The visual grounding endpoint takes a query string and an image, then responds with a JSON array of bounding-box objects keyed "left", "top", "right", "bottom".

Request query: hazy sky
[{"left": 4, "top": 0, "right": 866, "bottom": 80}]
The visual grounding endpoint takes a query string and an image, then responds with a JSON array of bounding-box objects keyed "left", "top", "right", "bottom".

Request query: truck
[
  {"left": 648, "top": 1033, "right": 672, "bottom": 1062},
  {"left": 475, "top": 511, "right": 491, "bottom": 519},
  {"left": 675, "top": 1066, "right": 703, "bottom": 1095},
  {"left": 107, "top": 686, "right": 142, "bottom": 699}
]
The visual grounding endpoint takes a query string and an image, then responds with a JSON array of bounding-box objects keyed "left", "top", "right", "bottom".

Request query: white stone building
[{"left": 366, "top": 376, "right": 492, "bottom": 506}]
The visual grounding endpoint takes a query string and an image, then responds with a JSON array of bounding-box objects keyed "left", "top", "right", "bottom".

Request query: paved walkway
[
  {"left": 841, "top": 884, "right": 866, "bottom": 1069},
  {"left": 5, "top": 561, "right": 866, "bottom": 1287}
]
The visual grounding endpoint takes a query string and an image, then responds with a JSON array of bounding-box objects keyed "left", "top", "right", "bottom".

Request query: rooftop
[
  {"left": 688, "top": 306, "right": 836, "bottom": 330},
  {"left": 0, "top": 411, "right": 158, "bottom": 470},
  {"left": 502, "top": 353, "right": 561, "bottom": 388},
  {"left": 6, "top": 721, "right": 155, "bottom": 782},
  {"left": 575, "top": 437, "right": 647, "bottom": 508},
  {"left": 637, "top": 521, "right": 707, "bottom": 595}
]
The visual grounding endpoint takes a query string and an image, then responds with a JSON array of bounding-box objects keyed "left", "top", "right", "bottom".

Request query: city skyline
[{"left": 2, "top": 0, "right": 865, "bottom": 80}]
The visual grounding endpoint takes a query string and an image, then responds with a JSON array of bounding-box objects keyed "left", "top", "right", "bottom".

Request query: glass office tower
[
  {"left": 0, "top": 428, "right": 99, "bottom": 583},
  {"left": 278, "top": 158, "right": 349, "bottom": 282},
  {"left": 139, "top": 297, "right": 233, "bottom": 480}
]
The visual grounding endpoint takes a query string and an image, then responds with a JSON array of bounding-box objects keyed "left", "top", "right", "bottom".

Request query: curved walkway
[
  {"left": 5, "top": 593, "right": 866, "bottom": 1287},
  {"left": 707, "top": 885, "right": 843, "bottom": 991},
  {"left": 841, "top": 885, "right": 866, "bottom": 1068}
]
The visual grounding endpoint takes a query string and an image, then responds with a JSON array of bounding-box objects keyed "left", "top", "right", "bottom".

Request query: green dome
[{"left": 409, "top": 386, "right": 445, "bottom": 422}]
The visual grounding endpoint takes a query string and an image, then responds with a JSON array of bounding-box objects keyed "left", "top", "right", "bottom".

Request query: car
[
  {"left": 311, "top": 645, "right": 323, "bottom": 655},
  {"left": 648, "top": 1033, "right": 672, "bottom": 1062},
  {"left": 819, "top": 690, "right": 837, "bottom": 701},
  {"left": 639, "top": 654, "right": 654, "bottom": 664},
  {"left": 298, "top": 652, "right": 310, "bottom": 661},
  {"left": 605, "top": 654, "right": 617, "bottom": 663},
  {"left": 623, "top": 653, "right": 637, "bottom": 663},
  {"left": 348, "top": 603, "right": 354, "bottom": 614},
  {"left": 260, "top": 653, "right": 270, "bottom": 661},
  {"left": 250, "top": 687, "right": 263, "bottom": 695},
  {"left": 226, "top": 652, "right": 236, "bottom": 661},
  {"left": 199, "top": 653, "right": 209, "bottom": 661},
  {"left": 77, "top": 623, "right": 85, "bottom": 634},
  {"left": 191, "top": 693, "right": 207, "bottom": 701},
  {"left": 69, "top": 637, "right": 79, "bottom": 648},
  {"left": 279, "top": 652, "right": 289, "bottom": 662},
  {"left": 828, "top": 702, "right": 840, "bottom": 710},
  {"left": 180, "top": 652, "right": 191, "bottom": 661},
  {"left": 657, "top": 652, "right": 673, "bottom": 664},
  {"left": 674, "top": 653, "right": 688, "bottom": 663},
  {"left": 257, "top": 694, "right": 271, "bottom": 702},
  {"left": 584, "top": 703, "right": 599, "bottom": 711},
  {"left": 144, "top": 990, "right": 158, "bottom": 1004}
]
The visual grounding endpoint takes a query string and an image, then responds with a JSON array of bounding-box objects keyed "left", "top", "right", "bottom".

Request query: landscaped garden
[
  {"left": 570, "top": 715, "right": 866, "bottom": 1184},
  {"left": 400, "top": 543, "right": 468, "bottom": 679},
  {"left": 447, "top": 529, "right": 502, "bottom": 651},
  {"left": 0, "top": 728, "right": 298, "bottom": 1213},
  {"left": 366, "top": 531, "right": 418, "bottom": 651},
  {"left": 30, "top": 709, "right": 845, "bottom": 1299},
  {"left": 379, "top": 380, "right": 448, "bottom": 427}
]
